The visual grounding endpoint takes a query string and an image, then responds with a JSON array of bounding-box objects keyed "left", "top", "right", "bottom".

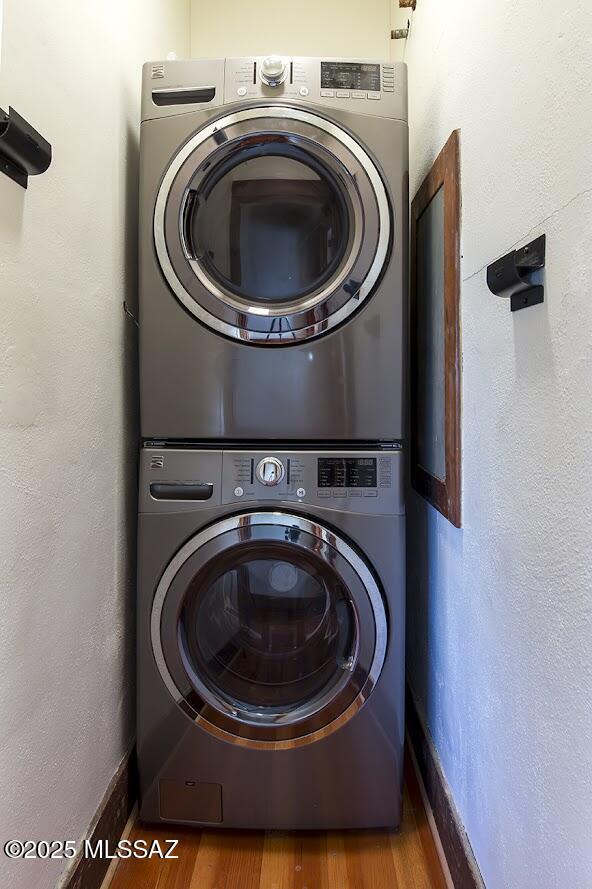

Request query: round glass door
[
  {"left": 151, "top": 513, "right": 388, "bottom": 747},
  {"left": 155, "top": 106, "right": 392, "bottom": 344},
  {"left": 180, "top": 542, "right": 356, "bottom": 712},
  {"left": 186, "top": 144, "right": 350, "bottom": 304}
]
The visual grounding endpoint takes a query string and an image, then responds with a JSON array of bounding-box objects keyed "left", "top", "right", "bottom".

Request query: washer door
[
  {"left": 154, "top": 106, "right": 391, "bottom": 344},
  {"left": 151, "top": 512, "right": 387, "bottom": 748}
]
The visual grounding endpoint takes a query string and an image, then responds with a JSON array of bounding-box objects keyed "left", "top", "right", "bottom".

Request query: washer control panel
[
  {"left": 223, "top": 56, "right": 407, "bottom": 121},
  {"left": 140, "top": 447, "right": 404, "bottom": 516},
  {"left": 221, "top": 450, "right": 403, "bottom": 515}
]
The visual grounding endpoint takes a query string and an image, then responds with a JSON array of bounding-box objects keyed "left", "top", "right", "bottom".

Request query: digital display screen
[
  {"left": 318, "top": 458, "right": 377, "bottom": 488},
  {"left": 321, "top": 62, "right": 381, "bottom": 92}
]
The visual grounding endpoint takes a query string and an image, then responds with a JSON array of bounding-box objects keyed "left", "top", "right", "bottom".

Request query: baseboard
[
  {"left": 59, "top": 748, "right": 137, "bottom": 889},
  {"left": 406, "top": 685, "right": 486, "bottom": 889}
]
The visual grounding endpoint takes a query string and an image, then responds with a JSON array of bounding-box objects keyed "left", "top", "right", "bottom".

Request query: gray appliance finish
[
  {"left": 137, "top": 446, "right": 406, "bottom": 829},
  {"left": 139, "top": 57, "right": 409, "bottom": 442}
]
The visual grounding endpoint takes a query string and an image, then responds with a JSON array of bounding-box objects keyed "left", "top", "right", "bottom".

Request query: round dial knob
[
  {"left": 260, "top": 56, "right": 287, "bottom": 87},
  {"left": 256, "top": 456, "right": 285, "bottom": 486}
]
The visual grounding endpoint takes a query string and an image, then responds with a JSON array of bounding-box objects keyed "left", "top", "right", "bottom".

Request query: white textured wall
[
  {"left": 190, "top": 0, "right": 391, "bottom": 60},
  {"left": 405, "top": 2, "right": 592, "bottom": 888},
  {"left": 0, "top": 3, "right": 189, "bottom": 888}
]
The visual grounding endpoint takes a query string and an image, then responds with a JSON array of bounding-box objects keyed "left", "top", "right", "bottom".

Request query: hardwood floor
[{"left": 106, "top": 755, "right": 448, "bottom": 889}]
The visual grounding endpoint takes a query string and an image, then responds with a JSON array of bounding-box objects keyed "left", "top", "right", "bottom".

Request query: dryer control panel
[
  {"left": 223, "top": 56, "right": 407, "bottom": 121},
  {"left": 140, "top": 447, "right": 404, "bottom": 516},
  {"left": 142, "top": 57, "right": 407, "bottom": 123}
]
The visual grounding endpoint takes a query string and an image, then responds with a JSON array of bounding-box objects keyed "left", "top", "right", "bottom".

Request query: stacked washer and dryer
[{"left": 137, "top": 56, "right": 408, "bottom": 830}]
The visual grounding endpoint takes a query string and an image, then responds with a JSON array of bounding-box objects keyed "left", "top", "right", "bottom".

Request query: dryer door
[
  {"left": 154, "top": 106, "right": 391, "bottom": 344},
  {"left": 152, "top": 512, "right": 387, "bottom": 748}
]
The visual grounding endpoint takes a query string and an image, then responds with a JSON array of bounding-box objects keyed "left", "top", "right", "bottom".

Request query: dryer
[
  {"left": 137, "top": 444, "right": 405, "bottom": 829},
  {"left": 139, "top": 57, "right": 408, "bottom": 442}
]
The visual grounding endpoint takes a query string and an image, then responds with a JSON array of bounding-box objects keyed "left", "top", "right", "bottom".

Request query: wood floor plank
[
  {"left": 221, "top": 832, "right": 265, "bottom": 889},
  {"left": 187, "top": 829, "right": 223, "bottom": 889},
  {"left": 259, "top": 831, "right": 329, "bottom": 889},
  {"left": 325, "top": 832, "right": 349, "bottom": 889},
  {"left": 188, "top": 829, "right": 264, "bottom": 889},
  {"left": 158, "top": 827, "right": 203, "bottom": 889},
  {"left": 259, "top": 831, "right": 298, "bottom": 889},
  {"left": 106, "top": 823, "right": 167, "bottom": 889},
  {"left": 403, "top": 753, "right": 449, "bottom": 889},
  {"left": 298, "top": 832, "right": 329, "bottom": 889},
  {"left": 344, "top": 830, "right": 400, "bottom": 889},
  {"left": 390, "top": 786, "right": 438, "bottom": 889}
]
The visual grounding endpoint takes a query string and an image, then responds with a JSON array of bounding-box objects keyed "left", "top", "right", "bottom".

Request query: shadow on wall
[
  {"left": 406, "top": 488, "right": 464, "bottom": 729},
  {"left": 118, "top": 99, "right": 141, "bottom": 746},
  {"left": 0, "top": 173, "right": 25, "bottom": 244},
  {"left": 406, "top": 489, "right": 432, "bottom": 709}
]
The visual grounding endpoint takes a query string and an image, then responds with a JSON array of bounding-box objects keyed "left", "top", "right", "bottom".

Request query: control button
[
  {"left": 320, "top": 89, "right": 335, "bottom": 98},
  {"left": 336, "top": 89, "right": 350, "bottom": 98},
  {"left": 333, "top": 490, "right": 347, "bottom": 498},
  {"left": 260, "top": 56, "right": 287, "bottom": 87},
  {"left": 367, "top": 91, "right": 381, "bottom": 100},
  {"left": 383, "top": 86, "right": 395, "bottom": 92},
  {"left": 363, "top": 490, "right": 378, "bottom": 497},
  {"left": 256, "top": 456, "right": 285, "bottom": 487},
  {"left": 234, "top": 486, "right": 244, "bottom": 497},
  {"left": 351, "top": 90, "right": 366, "bottom": 99},
  {"left": 296, "top": 487, "right": 306, "bottom": 498},
  {"left": 349, "top": 490, "right": 363, "bottom": 497},
  {"left": 318, "top": 490, "right": 332, "bottom": 498},
  {"left": 237, "top": 87, "right": 247, "bottom": 97},
  {"left": 299, "top": 86, "right": 309, "bottom": 97}
]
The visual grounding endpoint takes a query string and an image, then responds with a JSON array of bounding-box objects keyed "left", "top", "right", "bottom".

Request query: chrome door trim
[
  {"left": 165, "top": 125, "right": 372, "bottom": 336},
  {"left": 150, "top": 512, "right": 388, "bottom": 748},
  {"left": 153, "top": 105, "right": 391, "bottom": 344},
  {"left": 167, "top": 525, "right": 366, "bottom": 732},
  {"left": 181, "top": 136, "right": 363, "bottom": 318}
]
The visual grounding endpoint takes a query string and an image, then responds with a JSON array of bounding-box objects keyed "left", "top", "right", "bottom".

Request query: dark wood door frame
[{"left": 410, "top": 129, "right": 462, "bottom": 527}]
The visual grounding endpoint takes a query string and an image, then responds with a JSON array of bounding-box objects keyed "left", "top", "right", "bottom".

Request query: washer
[
  {"left": 139, "top": 57, "right": 408, "bottom": 441},
  {"left": 137, "top": 444, "right": 405, "bottom": 829}
]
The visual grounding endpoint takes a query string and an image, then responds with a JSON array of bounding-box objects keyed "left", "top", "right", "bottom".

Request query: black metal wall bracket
[
  {"left": 0, "top": 106, "right": 52, "bottom": 189},
  {"left": 486, "top": 234, "right": 546, "bottom": 312}
]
